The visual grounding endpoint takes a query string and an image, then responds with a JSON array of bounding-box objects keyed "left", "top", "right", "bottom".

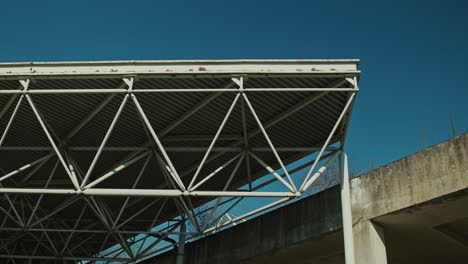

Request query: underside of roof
[{"left": 0, "top": 59, "right": 359, "bottom": 263}]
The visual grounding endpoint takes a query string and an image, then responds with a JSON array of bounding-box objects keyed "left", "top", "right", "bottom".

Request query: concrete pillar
[{"left": 353, "top": 220, "right": 387, "bottom": 264}]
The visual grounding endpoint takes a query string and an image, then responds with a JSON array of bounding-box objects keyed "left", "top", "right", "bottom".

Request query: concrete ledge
[{"left": 351, "top": 133, "right": 468, "bottom": 221}]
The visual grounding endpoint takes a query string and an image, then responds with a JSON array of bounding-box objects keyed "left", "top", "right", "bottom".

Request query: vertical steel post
[
  {"left": 176, "top": 219, "right": 186, "bottom": 264},
  {"left": 340, "top": 151, "right": 355, "bottom": 264}
]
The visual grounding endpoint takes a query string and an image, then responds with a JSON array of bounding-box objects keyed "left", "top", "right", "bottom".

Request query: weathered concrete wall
[
  {"left": 147, "top": 133, "right": 468, "bottom": 264},
  {"left": 145, "top": 186, "right": 343, "bottom": 264},
  {"left": 351, "top": 132, "right": 468, "bottom": 222},
  {"left": 152, "top": 186, "right": 343, "bottom": 264}
]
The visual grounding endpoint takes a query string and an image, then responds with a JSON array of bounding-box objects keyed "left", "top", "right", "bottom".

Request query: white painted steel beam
[
  {"left": 340, "top": 151, "right": 356, "bottom": 264},
  {"left": 0, "top": 254, "right": 129, "bottom": 262},
  {"left": 131, "top": 91, "right": 186, "bottom": 191},
  {"left": 243, "top": 92, "right": 297, "bottom": 192},
  {"left": 25, "top": 89, "right": 80, "bottom": 190},
  {"left": 0, "top": 87, "right": 356, "bottom": 94},
  {"left": 188, "top": 92, "right": 241, "bottom": 190},
  {"left": 299, "top": 92, "right": 356, "bottom": 191},
  {"left": 0, "top": 146, "right": 329, "bottom": 152},
  {"left": 0, "top": 59, "right": 360, "bottom": 78},
  {"left": 0, "top": 188, "right": 299, "bottom": 198},
  {"left": 81, "top": 93, "right": 129, "bottom": 188}
]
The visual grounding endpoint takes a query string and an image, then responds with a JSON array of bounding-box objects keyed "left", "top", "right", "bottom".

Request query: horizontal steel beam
[
  {"left": 0, "top": 146, "right": 335, "bottom": 152},
  {"left": 0, "top": 254, "right": 128, "bottom": 262},
  {"left": 0, "top": 188, "right": 299, "bottom": 197},
  {"left": 0, "top": 87, "right": 357, "bottom": 94},
  {"left": 0, "top": 59, "right": 360, "bottom": 78},
  {"left": 0, "top": 227, "right": 197, "bottom": 236}
]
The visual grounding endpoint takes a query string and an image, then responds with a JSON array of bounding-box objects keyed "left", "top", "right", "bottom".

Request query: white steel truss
[{"left": 0, "top": 60, "right": 359, "bottom": 263}]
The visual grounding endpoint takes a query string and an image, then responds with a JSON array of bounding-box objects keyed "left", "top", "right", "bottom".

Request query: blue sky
[{"left": 1, "top": 0, "right": 467, "bottom": 173}]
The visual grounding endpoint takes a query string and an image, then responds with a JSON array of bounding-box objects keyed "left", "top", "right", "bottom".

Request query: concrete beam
[{"left": 351, "top": 133, "right": 468, "bottom": 222}]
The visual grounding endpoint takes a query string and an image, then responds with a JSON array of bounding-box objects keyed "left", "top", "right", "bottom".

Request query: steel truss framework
[{"left": 0, "top": 60, "right": 359, "bottom": 263}]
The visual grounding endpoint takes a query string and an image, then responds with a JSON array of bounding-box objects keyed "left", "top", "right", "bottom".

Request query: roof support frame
[{"left": 0, "top": 60, "right": 359, "bottom": 262}]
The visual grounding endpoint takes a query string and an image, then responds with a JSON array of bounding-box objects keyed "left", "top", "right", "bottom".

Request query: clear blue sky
[{"left": 1, "top": 0, "right": 467, "bottom": 173}]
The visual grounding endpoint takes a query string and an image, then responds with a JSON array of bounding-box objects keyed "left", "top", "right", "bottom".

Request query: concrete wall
[
  {"left": 149, "top": 186, "right": 343, "bottom": 264},
  {"left": 351, "top": 132, "right": 468, "bottom": 221},
  {"left": 147, "top": 133, "right": 468, "bottom": 264}
]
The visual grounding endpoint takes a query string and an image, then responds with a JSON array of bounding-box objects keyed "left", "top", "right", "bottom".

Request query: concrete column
[{"left": 353, "top": 220, "right": 387, "bottom": 264}]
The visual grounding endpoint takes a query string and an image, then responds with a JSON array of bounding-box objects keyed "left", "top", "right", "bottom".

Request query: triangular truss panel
[
  {"left": 0, "top": 92, "right": 50, "bottom": 147},
  {"left": 0, "top": 60, "right": 359, "bottom": 262}
]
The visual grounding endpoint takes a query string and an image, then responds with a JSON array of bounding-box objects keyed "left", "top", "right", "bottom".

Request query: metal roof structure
[{"left": 0, "top": 59, "right": 360, "bottom": 263}]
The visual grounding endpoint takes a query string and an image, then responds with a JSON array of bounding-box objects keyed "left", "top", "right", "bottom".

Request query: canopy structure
[{"left": 0, "top": 60, "right": 360, "bottom": 263}]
